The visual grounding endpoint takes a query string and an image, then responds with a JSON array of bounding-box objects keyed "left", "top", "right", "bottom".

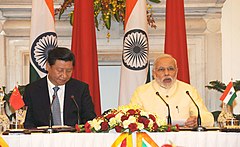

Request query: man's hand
[{"left": 184, "top": 116, "right": 197, "bottom": 127}]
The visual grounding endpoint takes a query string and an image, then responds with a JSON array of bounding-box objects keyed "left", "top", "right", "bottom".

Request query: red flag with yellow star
[{"left": 9, "top": 86, "right": 25, "bottom": 110}]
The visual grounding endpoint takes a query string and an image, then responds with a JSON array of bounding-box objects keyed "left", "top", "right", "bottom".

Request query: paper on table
[{"left": 172, "top": 119, "right": 185, "bottom": 126}]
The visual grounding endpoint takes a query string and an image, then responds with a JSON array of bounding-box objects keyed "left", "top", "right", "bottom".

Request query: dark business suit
[{"left": 23, "top": 76, "right": 96, "bottom": 129}]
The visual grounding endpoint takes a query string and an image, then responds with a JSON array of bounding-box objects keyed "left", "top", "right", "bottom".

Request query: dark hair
[{"left": 47, "top": 47, "right": 75, "bottom": 66}]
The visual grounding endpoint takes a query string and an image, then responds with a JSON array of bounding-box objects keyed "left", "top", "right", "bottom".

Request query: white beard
[{"left": 156, "top": 76, "right": 177, "bottom": 89}]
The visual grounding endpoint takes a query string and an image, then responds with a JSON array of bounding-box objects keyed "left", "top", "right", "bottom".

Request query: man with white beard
[{"left": 129, "top": 54, "right": 214, "bottom": 127}]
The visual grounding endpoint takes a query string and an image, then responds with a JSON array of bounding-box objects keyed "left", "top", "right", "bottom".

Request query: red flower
[
  {"left": 152, "top": 122, "right": 158, "bottom": 131},
  {"left": 127, "top": 109, "right": 136, "bottom": 116},
  {"left": 135, "top": 109, "right": 141, "bottom": 115},
  {"left": 138, "top": 116, "right": 145, "bottom": 123},
  {"left": 175, "top": 124, "right": 180, "bottom": 131},
  {"left": 115, "top": 126, "right": 124, "bottom": 133},
  {"left": 84, "top": 122, "right": 91, "bottom": 133},
  {"left": 149, "top": 114, "right": 156, "bottom": 121},
  {"left": 105, "top": 113, "right": 115, "bottom": 120},
  {"left": 121, "top": 115, "right": 129, "bottom": 121},
  {"left": 128, "top": 123, "right": 138, "bottom": 132},
  {"left": 75, "top": 124, "right": 80, "bottom": 132},
  {"left": 143, "top": 119, "right": 150, "bottom": 128},
  {"left": 167, "top": 125, "right": 171, "bottom": 132},
  {"left": 138, "top": 116, "right": 150, "bottom": 128},
  {"left": 101, "top": 121, "right": 109, "bottom": 131}
]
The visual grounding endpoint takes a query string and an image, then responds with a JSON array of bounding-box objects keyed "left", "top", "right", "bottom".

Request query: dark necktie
[{"left": 52, "top": 86, "right": 61, "bottom": 125}]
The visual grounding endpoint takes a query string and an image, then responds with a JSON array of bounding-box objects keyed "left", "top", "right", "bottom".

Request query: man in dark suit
[{"left": 23, "top": 47, "right": 96, "bottom": 129}]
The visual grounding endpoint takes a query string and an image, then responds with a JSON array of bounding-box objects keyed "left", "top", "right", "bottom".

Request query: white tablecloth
[{"left": 2, "top": 131, "right": 240, "bottom": 147}]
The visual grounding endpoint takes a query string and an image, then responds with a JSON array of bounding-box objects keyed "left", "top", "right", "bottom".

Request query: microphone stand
[
  {"left": 186, "top": 91, "right": 206, "bottom": 131},
  {"left": 156, "top": 92, "right": 172, "bottom": 125},
  {"left": 44, "top": 95, "right": 58, "bottom": 133},
  {"left": 71, "top": 95, "right": 80, "bottom": 125}
]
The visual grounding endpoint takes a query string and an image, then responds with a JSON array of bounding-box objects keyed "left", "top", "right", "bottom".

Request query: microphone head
[
  {"left": 186, "top": 91, "right": 189, "bottom": 95},
  {"left": 156, "top": 92, "right": 159, "bottom": 96},
  {"left": 71, "top": 95, "right": 78, "bottom": 108}
]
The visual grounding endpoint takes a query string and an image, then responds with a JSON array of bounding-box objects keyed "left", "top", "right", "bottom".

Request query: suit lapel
[{"left": 37, "top": 77, "right": 51, "bottom": 115}]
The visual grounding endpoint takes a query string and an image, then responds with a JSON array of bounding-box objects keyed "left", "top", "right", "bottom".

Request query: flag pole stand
[
  {"left": 217, "top": 103, "right": 234, "bottom": 127},
  {"left": 15, "top": 109, "right": 18, "bottom": 129}
]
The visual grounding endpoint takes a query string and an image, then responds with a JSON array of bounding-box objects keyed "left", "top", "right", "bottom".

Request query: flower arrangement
[
  {"left": 75, "top": 106, "right": 179, "bottom": 133},
  {"left": 56, "top": 0, "right": 160, "bottom": 31}
]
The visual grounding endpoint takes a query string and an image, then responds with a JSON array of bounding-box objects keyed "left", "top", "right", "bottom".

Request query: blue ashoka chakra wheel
[
  {"left": 122, "top": 29, "right": 149, "bottom": 70},
  {"left": 31, "top": 32, "right": 58, "bottom": 73}
]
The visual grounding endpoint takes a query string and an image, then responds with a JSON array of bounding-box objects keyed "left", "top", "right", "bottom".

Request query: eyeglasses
[{"left": 155, "top": 67, "right": 176, "bottom": 73}]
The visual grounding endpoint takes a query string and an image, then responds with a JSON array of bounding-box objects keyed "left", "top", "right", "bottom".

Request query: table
[{"left": 2, "top": 131, "right": 240, "bottom": 147}]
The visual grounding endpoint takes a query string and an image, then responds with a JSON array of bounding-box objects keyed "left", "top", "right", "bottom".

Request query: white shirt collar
[
  {"left": 47, "top": 75, "right": 65, "bottom": 125},
  {"left": 47, "top": 76, "right": 65, "bottom": 90}
]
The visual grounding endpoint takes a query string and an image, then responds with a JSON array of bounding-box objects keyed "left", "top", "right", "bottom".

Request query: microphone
[
  {"left": 156, "top": 92, "right": 172, "bottom": 125},
  {"left": 186, "top": 91, "right": 206, "bottom": 131},
  {"left": 44, "top": 95, "right": 58, "bottom": 133},
  {"left": 71, "top": 95, "right": 80, "bottom": 125}
]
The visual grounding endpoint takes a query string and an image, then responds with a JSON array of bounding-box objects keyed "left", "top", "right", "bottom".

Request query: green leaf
[
  {"left": 95, "top": 17, "right": 100, "bottom": 31},
  {"left": 233, "top": 80, "right": 240, "bottom": 91},
  {"left": 205, "top": 80, "right": 226, "bottom": 93},
  {"left": 58, "top": 9, "right": 65, "bottom": 20},
  {"left": 149, "top": 0, "right": 161, "bottom": 3},
  {"left": 114, "top": 13, "right": 120, "bottom": 22},
  {"left": 104, "top": 16, "right": 111, "bottom": 30},
  {"left": 205, "top": 80, "right": 240, "bottom": 93},
  {"left": 57, "top": 0, "right": 159, "bottom": 31},
  {"left": 70, "top": 11, "right": 74, "bottom": 26}
]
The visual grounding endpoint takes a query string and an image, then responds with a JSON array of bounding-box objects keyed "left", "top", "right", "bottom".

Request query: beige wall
[
  {"left": 0, "top": 0, "right": 230, "bottom": 112},
  {"left": 222, "top": 0, "right": 240, "bottom": 113}
]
